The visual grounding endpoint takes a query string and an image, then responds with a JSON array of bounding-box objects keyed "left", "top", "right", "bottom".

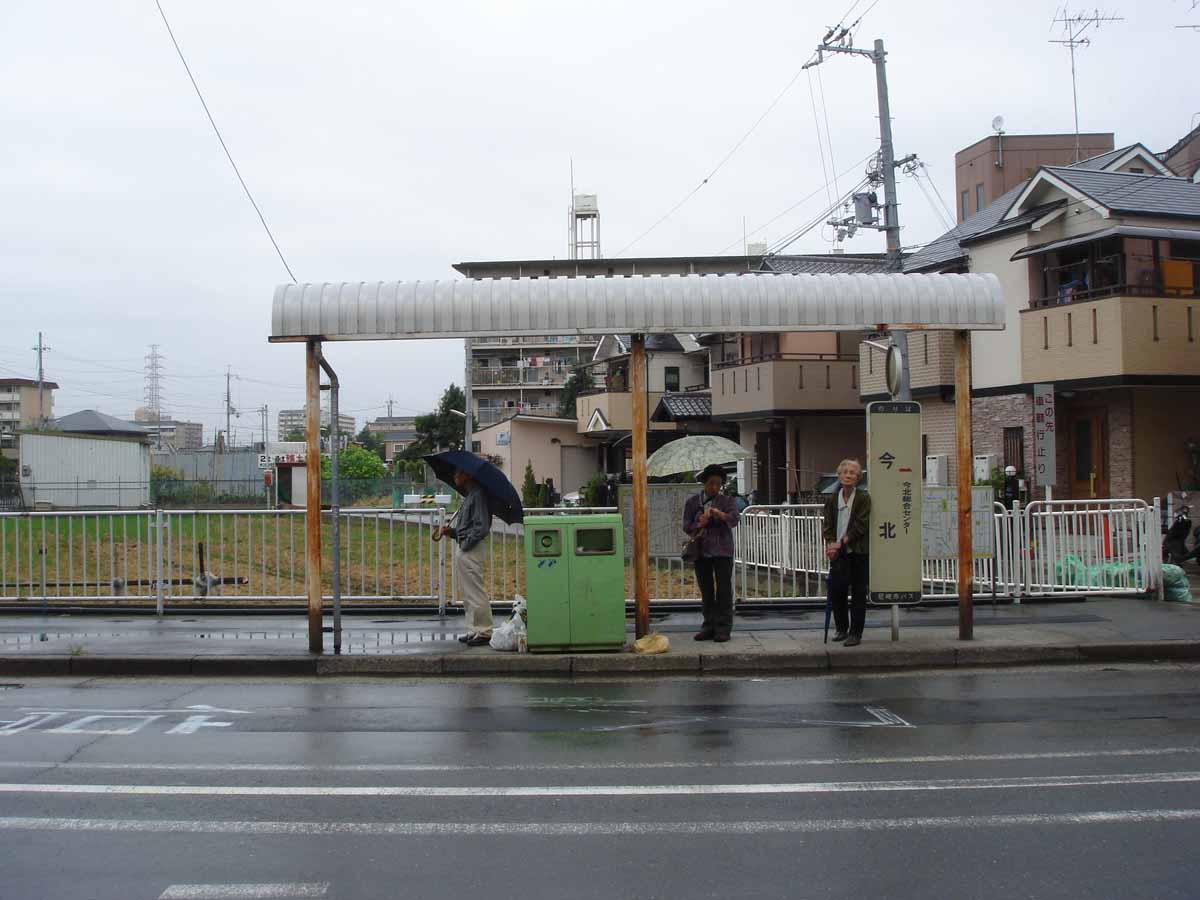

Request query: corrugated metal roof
[
  {"left": 1040, "top": 167, "right": 1200, "bottom": 219},
  {"left": 761, "top": 254, "right": 893, "bottom": 275},
  {"left": 651, "top": 392, "right": 712, "bottom": 422},
  {"left": 270, "top": 273, "right": 1006, "bottom": 341}
]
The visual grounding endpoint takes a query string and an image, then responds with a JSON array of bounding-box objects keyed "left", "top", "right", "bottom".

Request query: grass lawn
[{"left": 1, "top": 511, "right": 787, "bottom": 605}]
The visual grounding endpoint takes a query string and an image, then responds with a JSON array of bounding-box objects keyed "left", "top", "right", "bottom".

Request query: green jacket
[{"left": 822, "top": 488, "right": 871, "bottom": 556}]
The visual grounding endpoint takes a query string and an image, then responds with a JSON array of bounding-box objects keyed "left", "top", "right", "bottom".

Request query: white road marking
[
  {"left": 592, "top": 704, "right": 913, "bottom": 732},
  {"left": 866, "top": 707, "right": 913, "bottom": 727},
  {"left": 0, "top": 746, "right": 1195, "bottom": 774},
  {"left": 2, "top": 809, "right": 1200, "bottom": 837},
  {"left": 159, "top": 884, "right": 328, "bottom": 899},
  {"left": 166, "top": 716, "right": 234, "bottom": 736},
  {"left": 13, "top": 706, "right": 251, "bottom": 715},
  {"left": 0, "top": 712, "right": 61, "bottom": 735},
  {"left": 1, "top": 771, "right": 1199, "bottom": 798},
  {"left": 46, "top": 715, "right": 162, "bottom": 736}
]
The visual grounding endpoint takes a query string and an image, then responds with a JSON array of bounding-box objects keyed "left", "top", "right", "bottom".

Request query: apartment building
[
  {"left": 0, "top": 377, "right": 58, "bottom": 453},
  {"left": 886, "top": 131, "right": 1200, "bottom": 501},
  {"left": 130, "top": 409, "right": 203, "bottom": 450},
  {"left": 455, "top": 253, "right": 892, "bottom": 499},
  {"left": 277, "top": 408, "right": 355, "bottom": 440},
  {"left": 453, "top": 255, "right": 771, "bottom": 430}
]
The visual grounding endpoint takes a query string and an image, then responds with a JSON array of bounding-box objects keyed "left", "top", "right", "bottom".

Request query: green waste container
[{"left": 524, "top": 513, "right": 626, "bottom": 653}]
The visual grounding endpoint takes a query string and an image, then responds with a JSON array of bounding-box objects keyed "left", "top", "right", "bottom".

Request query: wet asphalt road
[{"left": 2, "top": 665, "right": 1200, "bottom": 899}]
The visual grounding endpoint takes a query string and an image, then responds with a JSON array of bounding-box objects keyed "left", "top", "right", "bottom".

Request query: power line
[
  {"left": 614, "top": 61, "right": 812, "bottom": 256},
  {"left": 806, "top": 71, "right": 834, "bottom": 214},
  {"left": 766, "top": 175, "right": 872, "bottom": 255},
  {"left": 815, "top": 66, "right": 841, "bottom": 222},
  {"left": 714, "top": 152, "right": 876, "bottom": 254},
  {"left": 153, "top": 0, "right": 297, "bottom": 283}
]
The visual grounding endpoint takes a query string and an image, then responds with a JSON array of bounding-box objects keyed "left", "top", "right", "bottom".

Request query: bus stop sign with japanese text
[{"left": 867, "top": 401, "right": 923, "bottom": 605}]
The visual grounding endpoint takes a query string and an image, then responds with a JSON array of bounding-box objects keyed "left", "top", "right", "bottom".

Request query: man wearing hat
[{"left": 682, "top": 464, "right": 742, "bottom": 642}]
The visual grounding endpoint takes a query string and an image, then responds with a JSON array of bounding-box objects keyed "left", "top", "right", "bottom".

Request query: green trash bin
[{"left": 524, "top": 513, "right": 626, "bottom": 653}]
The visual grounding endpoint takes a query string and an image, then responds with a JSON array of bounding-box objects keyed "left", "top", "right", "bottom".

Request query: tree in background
[
  {"left": 403, "top": 384, "right": 469, "bottom": 457},
  {"left": 321, "top": 444, "right": 388, "bottom": 503},
  {"left": 321, "top": 444, "right": 387, "bottom": 483},
  {"left": 521, "top": 460, "right": 540, "bottom": 508},
  {"left": 283, "top": 430, "right": 305, "bottom": 443},
  {"left": 557, "top": 365, "right": 595, "bottom": 419},
  {"left": 356, "top": 425, "right": 386, "bottom": 462}
]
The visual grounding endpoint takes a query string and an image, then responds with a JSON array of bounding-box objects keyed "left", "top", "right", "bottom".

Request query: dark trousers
[
  {"left": 695, "top": 556, "right": 735, "bottom": 636},
  {"left": 828, "top": 553, "right": 868, "bottom": 637}
]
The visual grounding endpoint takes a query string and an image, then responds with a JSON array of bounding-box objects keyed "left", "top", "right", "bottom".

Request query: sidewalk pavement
[{"left": 1, "top": 597, "right": 1199, "bottom": 677}]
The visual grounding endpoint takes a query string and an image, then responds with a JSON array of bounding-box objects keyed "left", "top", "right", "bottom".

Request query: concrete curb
[{"left": 4, "top": 641, "right": 1200, "bottom": 678}]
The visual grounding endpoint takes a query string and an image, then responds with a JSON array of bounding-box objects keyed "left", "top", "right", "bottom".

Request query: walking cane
[{"left": 823, "top": 577, "right": 833, "bottom": 644}]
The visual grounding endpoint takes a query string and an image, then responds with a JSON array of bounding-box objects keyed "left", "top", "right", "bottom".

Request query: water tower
[{"left": 568, "top": 193, "right": 601, "bottom": 260}]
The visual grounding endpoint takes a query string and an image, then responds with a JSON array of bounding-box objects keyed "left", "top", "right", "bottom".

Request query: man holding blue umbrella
[{"left": 426, "top": 450, "right": 525, "bottom": 648}]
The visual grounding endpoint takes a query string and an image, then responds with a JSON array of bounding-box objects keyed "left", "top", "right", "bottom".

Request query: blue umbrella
[{"left": 423, "top": 450, "right": 524, "bottom": 525}]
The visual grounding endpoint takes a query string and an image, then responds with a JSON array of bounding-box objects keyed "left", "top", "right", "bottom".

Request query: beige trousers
[{"left": 453, "top": 540, "right": 493, "bottom": 636}]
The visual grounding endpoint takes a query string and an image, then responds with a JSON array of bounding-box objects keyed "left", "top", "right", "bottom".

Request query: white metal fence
[
  {"left": 0, "top": 507, "right": 446, "bottom": 610},
  {"left": 0, "top": 497, "right": 1163, "bottom": 609},
  {"left": 731, "top": 499, "right": 1162, "bottom": 604}
]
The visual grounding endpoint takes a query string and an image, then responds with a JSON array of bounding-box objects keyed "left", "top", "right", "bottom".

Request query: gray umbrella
[{"left": 646, "top": 435, "right": 751, "bottom": 478}]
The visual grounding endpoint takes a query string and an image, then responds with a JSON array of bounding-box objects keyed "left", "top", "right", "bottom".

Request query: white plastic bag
[{"left": 490, "top": 597, "right": 528, "bottom": 651}]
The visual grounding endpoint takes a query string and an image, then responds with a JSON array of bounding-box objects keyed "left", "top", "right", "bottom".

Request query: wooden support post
[
  {"left": 305, "top": 339, "right": 323, "bottom": 654},
  {"left": 955, "top": 330, "right": 974, "bottom": 641},
  {"left": 630, "top": 334, "right": 651, "bottom": 639}
]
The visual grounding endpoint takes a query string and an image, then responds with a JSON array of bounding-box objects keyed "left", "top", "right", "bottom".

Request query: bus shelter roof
[{"left": 268, "top": 272, "right": 1003, "bottom": 342}]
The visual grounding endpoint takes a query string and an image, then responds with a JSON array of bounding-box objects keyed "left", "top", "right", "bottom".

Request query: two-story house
[{"left": 886, "top": 134, "right": 1200, "bottom": 500}]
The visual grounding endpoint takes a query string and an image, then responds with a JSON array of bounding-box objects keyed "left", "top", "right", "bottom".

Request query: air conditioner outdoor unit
[
  {"left": 973, "top": 453, "right": 998, "bottom": 483},
  {"left": 925, "top": 454, "right": 948, "bottom": 486}
]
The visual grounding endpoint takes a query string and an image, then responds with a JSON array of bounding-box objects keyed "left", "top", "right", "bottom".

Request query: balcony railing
[
  {"left": 477, "top": 404, "right": 562, "bottom": 426},
  {"left": 1030, "top": 281, "right": 1200, "bottom": 309},
  {"left": 471, "top": 335, "right": 600, "bottom": 348},
  {"left": 472, "top": 365, "right": 573, "bottom": 387},
  {"left": 714, "top": 352, "right": 857, "bottom": 370},
  {"left": 1032, "top": 255, "right": 1199, "bottom": 309}
]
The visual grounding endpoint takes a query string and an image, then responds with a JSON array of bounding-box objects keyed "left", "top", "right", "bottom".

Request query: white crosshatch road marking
[
  {"left": 47, "top": 715, "right": 163, "bottom": 735},
  {"left": 158, "top": 884, "right": 329, "bottom": 899},
  {"left": 0, "top": 704, "right": 247, "bottom": 736}
]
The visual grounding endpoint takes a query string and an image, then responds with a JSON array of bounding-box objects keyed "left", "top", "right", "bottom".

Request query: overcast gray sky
[{"left": 1, "top": 0, "right": 1194, "bottom": 443}]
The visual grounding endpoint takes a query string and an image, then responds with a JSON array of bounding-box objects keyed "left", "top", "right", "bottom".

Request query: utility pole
[
  {"left": 32, "top": 332, "right": 51, "bottom": 427},
  {"left": 386, "top": 395, "right": 394, "bottom": 419},
  {"left": 804, "top": 30, "right": 913, "bottom": 399},
  {"left": 1050, "top": 6, "right": 1123, "bottom": 162},
  {"left": 463, "top": 339, "right": 473, "bottom": 452},
  {"left": 224, "top": 366, "right": 238, "bottom": 451},
  {"left": 259, "top": 405, "right": 269, "bottom": 445}
]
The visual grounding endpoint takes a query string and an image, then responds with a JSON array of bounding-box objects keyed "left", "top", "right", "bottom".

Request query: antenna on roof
[
  {"left": 992, "top": 115, "right": 1006, "bottom": 168},
  {"left": 1049, "top": 6, "right": 1124, "bottom": 162}
]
